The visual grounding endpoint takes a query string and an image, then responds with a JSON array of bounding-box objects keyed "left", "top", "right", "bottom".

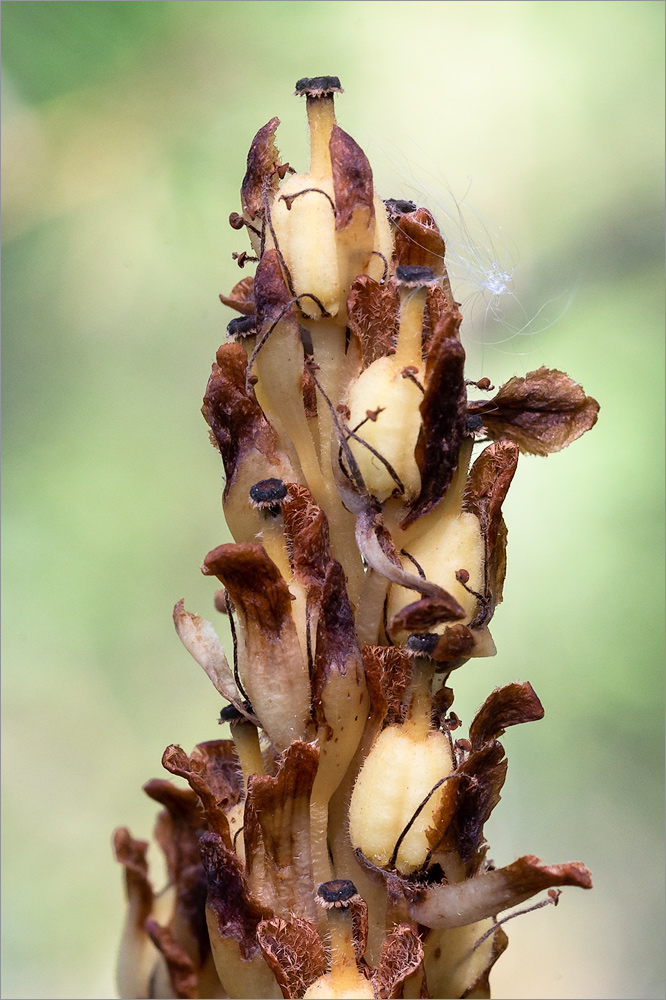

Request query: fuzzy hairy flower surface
[{"left": 114, "top": 77, "right": 598, "bottom": 1000}]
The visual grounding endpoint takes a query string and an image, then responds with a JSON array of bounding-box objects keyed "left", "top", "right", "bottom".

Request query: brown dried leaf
[
  {"left": 452, "top": 742, "right": 507, "bottom": 870},
  {"left": 241, "top": 117, "right": 281, "bottom": 220},
  {"left": 202, "top": 542, "right": 311, "bottom": 751},
  {"left": 256, "top": 916, "right": 326, "bottom": 1000},
  {"left": 253, "top": 248, "right": 292, "bottom": 331},
  {"left": 282, "top": 484, "right": 332, "bottom": 596},
  {"left": 192, "top": 740, "right": 244, "bottom": 809},
  {"left": 113, "top": 827, "right": 154, "bottom": 923},
  {"left": 372, "top": 923, "right": 424, "bottom": 999},
  {"left": 467, "top": 367, "right": 600, "bottom": 456},
  {"left": 361, "top": 645, "right": 412, "bottom": 728},
  {"left": 407, "top": 854, "right": 592, "bottom": 929},
  {"left": 199, "top": 831, "right": 273, "bottom": 961},
  {"left": 312, "top": 560, "right": 363, "bottom": 727},
  {"left": 219, "top": 276, "right": 255, "bottom": 316},
  {"left": 469, "top": 682, "right": 544, "bottom": 752},
  {"left": 142, "top": 779, "right": 204, "bottom": 885},
  {"left": 202, "top": 543, "right": 293, "bottom": 639},
  {"left": 402, "top": 314, "right": 467, "bottom": 527},
  {"left": 347, "top": 275, "right": 400, "bottom": 368},
  {"left": 244, "top": 742, "right": 320, "bottom": 922},
  {"left": 463, "top": 439, "right": 519, "bottom": 624},
  {"left": 202, "top": 344, "right": 281, "bottom": 499},
  {"left": 350, "top": 894, "right": 369, "bottom": 964},
  {"left": 387, "top": 592, "right": 466, "bottom": 636},
  {"left": 432, "top": 624, "right": 476, "bottom": 663},
  {"left": 162, "top": 745, "right": 234, "bottom": 848},
  {"left": 422, "top": 284, "right": 457, "bottom": 353},
  {"left": 329, "top": 125, "right": 375, "bottom": 230},
  {"left": 393, "top": 207, "right": 446, "bottom": 276},
  {"left": 145, "top": 919, "right": 199, "bottom": 999}
]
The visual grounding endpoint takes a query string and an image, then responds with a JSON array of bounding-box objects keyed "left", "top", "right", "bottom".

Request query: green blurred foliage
[{"left": 2, "top": 2, "right": 663, "bottom": 998}]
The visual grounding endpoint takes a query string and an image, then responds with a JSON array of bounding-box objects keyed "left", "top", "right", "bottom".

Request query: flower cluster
[{"left": 114, "top": 77, "right": 598, "bottom": 999}]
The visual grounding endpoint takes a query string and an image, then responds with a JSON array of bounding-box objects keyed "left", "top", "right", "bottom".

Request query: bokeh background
[{"left": 2, "top": 2, "right": 664, "bottom": 998}]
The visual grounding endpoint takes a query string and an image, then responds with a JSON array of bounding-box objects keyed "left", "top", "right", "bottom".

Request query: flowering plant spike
[{"left": 114, "top": 78, "right": 598, "bottom": 999}]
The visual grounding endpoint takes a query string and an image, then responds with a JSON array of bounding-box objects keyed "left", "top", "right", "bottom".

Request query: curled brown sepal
[
  {"left": 243, "top": 741, "right": 320, "bottom": 922},
  {"left": 468, "top": 682, "right": 544, "bottom": 752},
  {"left": 329, "top": 125, "right": 375, "bottom": 230},
  {"left": 356, "top": 504, "right": 465, "bottom": 612},
  {"left": 256, "top": 916, "right": 327, "bottom": 999},
  {"left": 422, "top": 284, "right": 458, "bottom": 351},
  {"left": 219, "top": 276, "right": 255, "bottom": 316},
  {"left": 241, "top": 117, "right": 281, "bottom": 221},
  {"left": 173, "top": 600, "right": 250, "bottom": 716},
  {"left": 202, "top": 542, "right": 311, "bottom": 750},
  {"left": 142, "top": 779, "right": 204, "bottom": 887},
  {"left": 145, "top": 919, "right": 199, "bottom": 1000},
  {"left": 253, "top": 248, "right": 293, "bottom": 332},
  {"left": 463, "top": 438, "right": 519, "bottom": 623},
  {"left": 388, "top": 593, "right": 470, "bottom": 638},
  {"left": 202, "top": 343, "right": 282, "bottom": 499},
  {"left": 467, "top": 367, "right": 600, "bottom": 456},
  {"left": 361, "top": 645, "right": 412, "bottom": 728},
  {"left": 113, "top": 827, "right": 154, "bottom": 923},
  {"left": 312, "top": 559, "right": 364, "bottom": 727},
  {"left": 370, "top": 924, "right": 424, "bottom": 1000},
  {"left": 406, "top": 854, "right": 592, "bottom": 930},
  {"left": 401, "top": 312, "right": 467, "bottom": 528},
  {"left": 451, "top": 741, "right": 508, "bottom": 871},
  {"left": 162, "top": 745, "right": 235, "bottom": 848},
  {"left": 347, "top": 275, "right": 400, "bottom": 369},
  {"left": 142, "top": 778, "right": 210, "bottom": 966},
  {"left": 199, "top": 831, "right": 274, "bottom": 961},
  {"left": 392, "top": 206, "right": 447, "bottom": 277},
  {"left": 282, "top": 484, "right": 332, "bottom": 600}
]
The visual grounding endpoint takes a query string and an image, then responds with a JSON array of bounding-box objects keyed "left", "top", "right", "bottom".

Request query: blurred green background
[{"left": 2, "top": 2, "right": 663, "bottom": 998}]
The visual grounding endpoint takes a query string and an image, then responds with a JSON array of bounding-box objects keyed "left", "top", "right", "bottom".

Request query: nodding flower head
[{"left": 114, "top": 78, "right": 599, "bottom": 1000}]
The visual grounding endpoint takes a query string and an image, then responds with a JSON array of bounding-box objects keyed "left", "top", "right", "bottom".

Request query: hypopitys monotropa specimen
[{"left": 114, "top": 76, "right": 598, "bottom": 1000}]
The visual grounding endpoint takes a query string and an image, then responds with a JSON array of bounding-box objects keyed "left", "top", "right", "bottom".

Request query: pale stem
[{"left": 307, "top": 96, "right": 336, "bottom": 180}]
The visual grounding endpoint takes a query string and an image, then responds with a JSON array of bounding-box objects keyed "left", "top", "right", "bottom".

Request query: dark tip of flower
[
  {"left": 466, "top": 414, "right": 484, "bottom": 433},
  {"left": 396, "top": 264, "right": 437, "bottom": 287},
  {"left": 405, "top": 632, "right": 440, "bottom": 657},
  {"left": 385, "top": 198, "right": 417, "bottom": 215},
  {"left": 227, "top": 315, "right": 257, "bottom": 340},
  {"left": 316, "top": 879, "right": 359, "bottom": 909},
  {"left": 295, "top": 76, "right": 343, "bottom": 97},
  {"left": 219, "top": 704, "right": 244, "bottom": 723},
  {"left": 249, "top": 478, "right": 288, "bottom": 512}
]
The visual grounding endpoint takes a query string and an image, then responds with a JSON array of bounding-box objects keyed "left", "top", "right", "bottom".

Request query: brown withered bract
[
  {"left": 115, "top": 79, "right": 599, "bottom": 1000},
  {"left": 467, "top": 367, "right": 600, "bottom": 455}
]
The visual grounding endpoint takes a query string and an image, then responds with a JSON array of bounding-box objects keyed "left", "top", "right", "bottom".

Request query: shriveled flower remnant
[{"left": 114, "top": 77, "right": 599, "bottom": 999}]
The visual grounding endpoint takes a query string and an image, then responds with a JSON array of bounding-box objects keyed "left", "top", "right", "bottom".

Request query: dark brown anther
[
  {"left": 275, "top": 162, "right": 292, "bottom": 179},
  {"left": 316, "top": 879, "right": 359, "bottom": 909},
  {"left": 466, "top": 414, "right": 485, "bottom": 433},
  {"left": 477, "top": 377, "right": 494, "bottom": 391},
  {"left": 294, "top": 76, "right": 343, "bottom": 97},
  {"left": 336, "top": 403, "right": 351, "bottom": 420},
  {"left": 229, "top": 212, "right": 246, "bottom": 230},
  {"left": 456, "top": 568, "right": 470, "bottom": 585},
  {"left": 248, "top": 374, "right": 259, "bottom": 385},
  {"left": 366, "top": 407, "right": 384, "bottom": 422}
]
